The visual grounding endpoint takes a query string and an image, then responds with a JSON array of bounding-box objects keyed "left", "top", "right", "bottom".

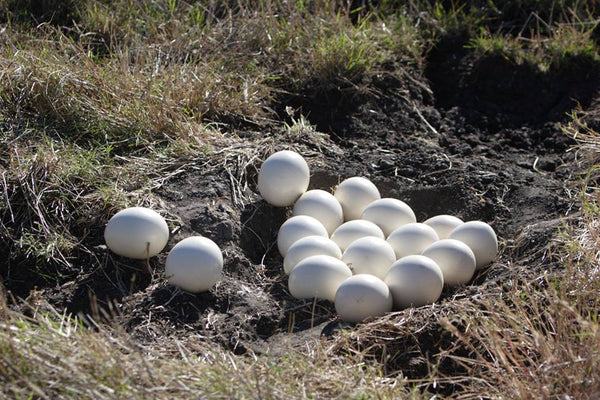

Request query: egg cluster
[
  {"left": 259, "top": 150, "right": 498, "bottom": 323},
  {"left": 102, "top": 149, "right": 498, "bottom": 323}
]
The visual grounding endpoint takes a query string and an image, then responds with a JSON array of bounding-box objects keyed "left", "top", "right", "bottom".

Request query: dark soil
[{"left": 2, "top": 37, "right": 597, "bottom": 382}]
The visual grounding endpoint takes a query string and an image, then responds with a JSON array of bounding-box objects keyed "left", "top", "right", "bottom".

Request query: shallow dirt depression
[
  {"left": 112, "top": 55, "right": 578, "bottom": 363},
  {"left": 118, "top": 166, "right": 498, "bottom": 356},
  {"left": 83, "top": 58, "right": 580, "bottom": 377},
  {"left": 115, "top": 62, "right": 571, "bottom": 356}
]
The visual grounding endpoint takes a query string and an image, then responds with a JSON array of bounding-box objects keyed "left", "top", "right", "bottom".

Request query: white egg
[
  {"left": 422, "top": 239, "right": 476, "bottom": 286},
  {"left": 448, "top": 221, "right": 498, "bottom": 269},
  {"left": 384, "top": 255, "right": 444, "bottom": 310},
  {"left": 423, "top": 215, "right": 464, "bottom": 239},
  {"left": 330, "top": 220, "right": 385, "bottom": 253},
  {"left": 104, "top": 207, "right": 169, "bottom": 259},
  {"left": 333, "top": 177, "right": 381, "bottom": 221},
  {"left": 258, "top": 150, "right": 310, "bottom": 207},
  {"left": 292, "top": 189, "right": 343, "bottom": 235},
  {"left": 283, "top": 236, "right": 342, "bottom": 275},
  {"left": 361, "top": 198, "right": 416, "bottom": 236},
  {"left": 334, "top": 274, "right": 393, "bottom": 322},
  {"left": 288, "top": 255, "right": 352, "bottom": 301},
  {"left": 342, "top": 236, "right": 396, "bottom": 279},
  {"left": 277, "top": 215, "right": 328, "bottom": 257},
  {"left": 387, "top": 223, "right": 439, "bottom": 259},
  {"left": 165, "top": 236, "right": 223, "bottom": 293}
]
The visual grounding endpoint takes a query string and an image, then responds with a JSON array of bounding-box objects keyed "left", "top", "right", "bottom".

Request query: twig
[{"left": 412, "top": 101, "right": 439, "bottom": 136}]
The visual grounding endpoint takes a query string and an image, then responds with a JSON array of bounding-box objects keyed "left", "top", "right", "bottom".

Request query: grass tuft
[{"left": 469, "top": 21, "right": 599, "bottom": 71}]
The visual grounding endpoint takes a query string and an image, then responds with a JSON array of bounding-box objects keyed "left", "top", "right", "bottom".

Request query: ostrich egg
[
  {"left": 386, "top": 223, "right": 439, "bottom": 259},
  {"left": 277, "top": 215, "right": 328, "bottom": 257},
  {"left": 258, "top": 150, "right": 310, "bottom": 207},
  {"left": 342, "top": 236, "right": 396, "bottom": 279},
  {"left": 384, "top": 255, "right": 444, "bottom": 310},
  {"left": 422, "top": 239, "right": 476, "bottom": 286},
  {"left": 283, "top": 235, "right": 342, "bottom": 275},
  {"left": 334, "top": 274, "right": 393, "bottom": 322},
  {"left": 165, "top": 236, "right": 223, "bottom": 293},
  {"left": 288, "top": 255, "right": 352, "bottom": 301},
  {"left": 330, "top": 220, "right": 385, "bottom": 252},
  {"left": 423, "top": 215, "right": 464, "bottom": 240},
  {"left": 361, "top": 198, "right": 416, "bottom": 236},
  {"left": 292, "top": 189, "right": 344, "bottom": 235},
  {"left": 333, "top": 177, "right": 381, "bottom": 221},
  {"left": 104, "top": 207, "right": 169, "bottom": 259},
  {"left": 449, "top": 221, "right": 498, "bottom": 269}
]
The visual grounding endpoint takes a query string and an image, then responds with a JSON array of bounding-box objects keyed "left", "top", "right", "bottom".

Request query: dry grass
[{"left": 0, "top": 290, "right": 409, "bottom": 399}]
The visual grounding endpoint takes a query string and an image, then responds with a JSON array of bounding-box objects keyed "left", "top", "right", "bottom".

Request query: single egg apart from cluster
[
  {"left": 449, "top": 221, "right": 498, "bottom": 269},
  {"left": 385, "top": 255, "right": 444, "bottom": 310},
  {"left": 361, "top": 198, "right": 416, "bottom": 237},
  {"left": 423, "top": 214, "right": 464, "bottom": 239},
  {"left": 335, "top": 274, "right": 393, "bottom": 323},
  {"left": 277, "top": 215, "right": 328, "bottom": 257},
  {"left": 342, "top": 236, "right": 396, "bottom": 279},
  {"left": 283, "top": 236, "right": 342, "bottom": 275},
  {"left": 386, "top": 223, "right": 439, "bottom": 259},
  {"left": 330, "top": 219, "right": 385, "bottom": 252},
  {"left": 165, "top": 236, "right": 223, "bottom": 293},
  {"left": 292, "top": 189, "right": 343, "bottom": 235},
  {"left": 288, "top": 255, "right": 352, "bottom": 301},
  {"left": 334, "top": 177, "right": 381, "bottom": 221},
  {"left": 104, "top": 207, "right": 169, "bottom": 259},
  {"left": 258, "top": 150, "right": 310, "bottom": 207},
  {"left": 422, "top": 239, "right": 476, "bottom": 286}
]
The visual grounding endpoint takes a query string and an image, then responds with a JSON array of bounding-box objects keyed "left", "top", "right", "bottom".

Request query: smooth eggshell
[
  {"left": 334, "top": 274, "right": 393, "bottom": 322},
  {"left": 283, "top": 236, "right": 342, "bottom": 275},
  {"left": 448, "top": 221, "right": 498, "bottom": 269},
  {"left": 361, "top": 198, "right": 416, "bottom": 236},
  {"left": 258, "top": 150, "right": 310, "bottom": 207},
  {"left": 423, "top": 215, "right": 464, "bottom": 239},
  {"left": 384, "top": 255, "right": 444, "bottom": 310},
  {"left": 288, "top": 255, "right": 352, "bottom": 301},
  {"left": 330, "top": 220, "right": 385, "bottom": 253},
  {"left": 104, "top": 207, "right": 169, "bottom": 259},
  {"left": 386, "top": 223, "right": 439, "bottom": 259},
  {"left": 342, "top": 236, "right": 396, "bottom": 279},
  {"left": 422, "top": 239, "right": 476, "bottom": 286},
  {"left": 333, "top": 177, "right": 381, "bottom": 221},
  {"left": 292, "top": 189, "right": 344, "bottom": 235},
  {"left": 277, "top": 215, "right": 328, "bottom": 257},
  {"left": 165, "top": 236, "right": 223, "bottom": 293}
]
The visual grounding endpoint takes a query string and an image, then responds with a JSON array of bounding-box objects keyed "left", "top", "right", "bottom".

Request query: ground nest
[{"left": 2, "top": 48, "right": 593, "bottom": 382}]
